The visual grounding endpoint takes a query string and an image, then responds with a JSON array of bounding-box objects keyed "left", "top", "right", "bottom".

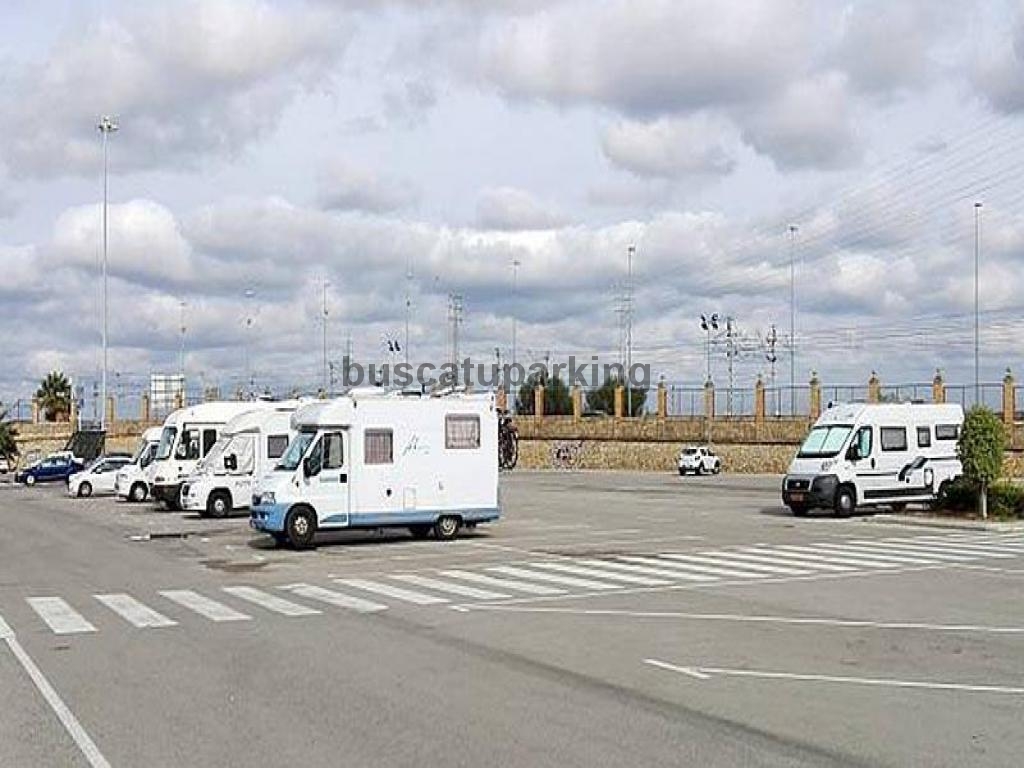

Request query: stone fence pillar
[
  {"left": 70, "top": 396, "right": 79, "bottom": 427},
  {"left": 571, "top": 387, "right": 583, "bottom": 420},
  {"left": 754, "top": 376, "right": 765, "bottom": 423},
  {"left": 534, "top": 385, "right": 545, "bottom": 419},
  {"left": 809, "top": 372, "right": 821, "bottom": 420},
  {"left": 1003, "top": 369, "right": 1015, "bottom": 424},
  {"left": 932, "top": 371, "right": 945, "bottom": 404},
  {"left": 31, "top": 397, "right": 40, "bottom": 424},
  {"left": 105, "top": 395, "right": 116, "bottom": 426},
  {"left": 657, "top": 380, "right": 668, "bottom": 419},
  {"left": 868, "top": 372, "right": 881, "bottom": 404},
  {"left": 140, "top": 393, "right": 151, "bottom": 422},
  {"left": 614, "top": 386, "right": 624, "bottom": 418},
  {"left": 703, "top": 380, "right": 715, "bottom": 421}
]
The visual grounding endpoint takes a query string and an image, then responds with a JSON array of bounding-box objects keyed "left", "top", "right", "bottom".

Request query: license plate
[{"left": 789, "top": 492, "right": 805, "bottom": 502}]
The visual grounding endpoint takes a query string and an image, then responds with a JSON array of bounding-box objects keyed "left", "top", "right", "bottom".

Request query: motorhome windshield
[
  {"left": 155, "top": 427, "right": 177, "bottom": 461},
  {"left": 276, "top": 430, "right": 316, "bottom": 471},
  {"left": 139, "top": 443, "right": 156, "bottom": 469},
  {"left": 798, "top": 425, "right": 853, "bottom": 458},
  {"left": 198, "top": 437, "right": 230, "bottom": 473}
]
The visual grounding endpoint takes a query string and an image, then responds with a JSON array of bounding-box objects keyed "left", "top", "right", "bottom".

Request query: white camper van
[
  {"left": 251, "top": 389, "right": 500, "bottom": 549},
  {"left": 181, "top": 404, "right": 299, "bottom": 517},
  {"left": 782, "top": 402, "right": 964, "bottom": 517},
  {"left": 113, "top": 426, "right": 163, "bottom": 502},
  {"left": 150, "top": 401, "right": 276, "bottom": 510}
]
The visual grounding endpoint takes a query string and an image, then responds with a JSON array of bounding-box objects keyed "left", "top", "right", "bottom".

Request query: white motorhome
[
  {"left": 251, "top": 389, "right": 500, "bottom": 548},
  {"left": 150, "top": 401, "right": 277, "bottom": 510},
  {"left": 114, "top": 426, "right": 163, "bottom": 502},
  {"left": 783, "top": 402, "right": 964, "bottom": 517},
  {"left": 181, "top": 404, "right": 299, "bottom": 517}
]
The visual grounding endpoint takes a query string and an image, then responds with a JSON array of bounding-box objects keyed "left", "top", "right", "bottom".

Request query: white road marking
[
  {"left": 0, "top": 613, "right": 112, "bottom": 767},
  {"left": 811, "top": 543, "right": 948, "bottom": 564},
  {"left": 580, "top": 558, "right": 718, "bottom": 582},
  {"left": 654, "top": 554, "right": 777, "bottom": 579},
  {"left": 94, "top": 594, "right": 177, "bottom": 628},
  {"left": 222, "top": 587, "right": 321, "bottom": 617},
  {"left": 692, "top": 552, "right": 814, "bottom": 575},
  {"left": 617, "top": 555, "right": 752, "bottom": 580},
  {"left": 644, "top": 658, "right": 1024, "bottom": 695},
  {"left": 731, "top": 549, "right": 856, "bottom": 572},
  {"left": 336, "top": 578, "right": 449, "bottom": 605},
  {"left": 465, "top": 605, "right": 1024, "bottom": 634},
  {"left": 439, "top": 570, "right": 566, "bottom": 596},
  {"left": 26, "top": 597, "right": 97, "bottom": 635},
  {"left": 848, "top": 541, "right": 980, "bottom": 561},
  {"left": 280, "top": 584, "right": 388, "bottom": 613},
  {"left": 390, "top": 574, "right": 510, "bottom": 600},
  {"left": 487, "top": 565, "right": 621, "bottom": 591},
  {"left": 772, "top": 545, "right": 904, "bottom": 569},
  {"left": 528, "top": 561, "right": 670, "bottom": 586},
  {"left": 159, "top": 590, "right": 252, "bottom": 622},
  {"left": 879, "top": 538, "right": 1020, "bottom": 558}
]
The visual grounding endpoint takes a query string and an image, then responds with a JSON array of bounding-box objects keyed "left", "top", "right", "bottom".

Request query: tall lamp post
[
  {"left": 974, "top": 201, "right": 983, "bottom": 404},
  {"left": 511, "top": 258, "right": 520, "bottom": 414},
  {"left": 322, "top": 279, "right": 331, "bottom": 395},
  {"left": 625, "top": 244, "right": 635, "bottom": 416},
  {"left": 788, "top": 224, "right": 798, "bottom": 416},
  {"left": 699, "top": 313, "right": 719, "bottom": 383},
  {"left": 97, "top": 116, "right": 118, "bottom": 430}
]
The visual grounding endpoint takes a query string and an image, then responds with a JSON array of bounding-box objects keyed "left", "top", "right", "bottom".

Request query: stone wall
[{"left": 12, "top": 420, "right": 158, "bottom": 465}]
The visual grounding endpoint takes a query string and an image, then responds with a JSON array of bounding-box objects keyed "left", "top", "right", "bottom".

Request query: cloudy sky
[{"left": 2, "top": 0, "right": 1024, "bottom": 412}]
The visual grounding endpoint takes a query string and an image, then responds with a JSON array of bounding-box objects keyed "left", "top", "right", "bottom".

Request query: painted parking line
[
  {"left": 94, "top": 593, "right": 177, "bottom": 628},
  {"left": 279, "top": 584, "right": 388, "bottom": 613},
  {"left": 644, "top": 658, "right": 1024, "bottom": 695},
  {"left": 26, "top": 597, "right": 97, "bottom": 635},
  {"left": 159, "top": 590, "right": 252, "bottom": 622},
  {"left": 222, "top": 587, "right": 321, "bottom": 617}
]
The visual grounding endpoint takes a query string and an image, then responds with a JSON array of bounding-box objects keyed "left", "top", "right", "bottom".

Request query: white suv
[{"left": 677, "top": 445, "right": 721, "bottom": 476}]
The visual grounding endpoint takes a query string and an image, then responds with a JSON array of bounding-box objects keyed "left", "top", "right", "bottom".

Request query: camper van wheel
[
  {"left": 207, "top": 491, "right": 231, "bottom": 519},
  {"left": 408, "top": 524, "right": 432, "bottom": 539},
  {"left": 286, "top": 507, "right": 317, "bottom": 550},
  {"left": 78, "top": 481, "right": 93, "bottom": 498},
  {"left": 890, "top": 502, "right": 907, "bottom": 512},
  {"left": 834, "top": 486, "right": 856, "bottom": 518},
  {"left": 790, "top": 505, "right": 808, "bottom": 517},
  {"left": 130, "top": 483, "right": 148, "bottom": 503},
  {"left": 434, "top": 515, "right": 462, "bottom": 541}
]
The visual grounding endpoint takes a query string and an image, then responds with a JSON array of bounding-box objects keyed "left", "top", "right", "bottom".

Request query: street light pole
[
  {"left": 974, "top": 201, "right": 983, "bottom": 404},
  {"left": 788, "top": 224, "right": 798, "bottom": 416},
  {"left": 322, "top": 279, "right": 330, "bottom": 395},
  {"left": 511, "top": 258, "right": 520, "bottom": 414},
  {"left": 97, "top": 116, "right": 118, "bottom": 430},
  {"left": 626, "top": 244, "right": 635, "bottom": 416},
  {"left": 243, "top": 288, "right": 255, "bottom": 395}
]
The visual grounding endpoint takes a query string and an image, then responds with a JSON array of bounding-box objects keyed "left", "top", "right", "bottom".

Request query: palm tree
[
  {"left": 36, "top": 371, "right": 72, "bottom": 422},
  {"left": 0, "top": 409, "right": 18, "bottom": 460}
]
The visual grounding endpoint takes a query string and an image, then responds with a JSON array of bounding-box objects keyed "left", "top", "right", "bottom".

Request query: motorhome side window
[
  {"left": 935, "top": 424, "right": 959, "bottom": 440},
  {"left": 445, "top": 415, "right": 481, "bottom": 449},
  {"left": 917, "top": 426, "right": 931, "bottom": 448},
  {"left": 203, "top": 429, "right": 218, "bottom": 456},
  {"left": 323, "top": 432, "right": 344, "bottom": 469},
  {"left": 880, "top": 427, "right": 907, "bottom": 452},
  {"left": 365, "top": 429, "right": 393, "bottom": 464},
  {"left": 267, "top": 435, "right": 289, "bottom": 460},
  {"left": 854, "top": 427, "right": 872, "bottom": 457},
  {"left": 178, "top": 428, "right": 201, "bottom": 460}
]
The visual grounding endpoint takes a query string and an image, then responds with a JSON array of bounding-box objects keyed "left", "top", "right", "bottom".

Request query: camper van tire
[
  {"left": 78, "top": 481, "right": 93, "bottom": 498},
  {"left": 434, "top": 515, "right": 462, "bottom": 541},
  {"left": 834, "top": 486, "right": 856, "bottom": 518},
  {"left": 207, "top": 490, "right": 232, "bottom": 519},
  {"left": 286, "top": 506, "right": 317, "bottom": 549},
  {"left": 789, "top": 505, "right": 808, "bottom": 517},
  {"left": 130, "top": 482, "right": 148, "bottom": 503},
  {"left": 890, "top": 502, "right": 907, "bottom": 512},
  {"left": 408, "top": 524, "right": 432, "bottom": 539}
]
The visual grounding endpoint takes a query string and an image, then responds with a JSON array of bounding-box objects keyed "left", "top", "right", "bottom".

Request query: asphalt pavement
[{"left": 1, "top": 471, "right": 1022, "bottom": 767}]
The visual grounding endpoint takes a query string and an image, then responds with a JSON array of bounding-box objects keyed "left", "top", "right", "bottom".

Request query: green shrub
[
  {"left": 957, "top": 407, "right": 1007, "bottom": 518},
  {"left": 940, "top": 477, "right": 1024, "bottom": 518}
]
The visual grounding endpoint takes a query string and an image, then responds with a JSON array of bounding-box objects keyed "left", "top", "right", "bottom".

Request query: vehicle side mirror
[
  {"left": 224, "top": 454, "right": 237, "bottom": 471},
  {"left": 302, "top": 456, "right": 314, "bottom": 478},
  {"left": 174, "top": 445, "right": 187, "bottom": 459},
  {"left": 845, "top": 445, "right": 859, "bottom": 462}
]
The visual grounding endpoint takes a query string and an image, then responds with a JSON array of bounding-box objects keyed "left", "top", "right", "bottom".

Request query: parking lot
[{"left": 2, "top": 470, "right": 1023, "bottom": 767}]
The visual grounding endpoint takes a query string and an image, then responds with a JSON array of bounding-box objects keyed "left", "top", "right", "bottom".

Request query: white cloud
[
  {"left": 317, "top": 159, "right": 419, "bottom": 213},
  {"left": 476, "top": 187, "right": 568, "bottom": 230},
  {"left": 973, "top": 13, "right": 1024, "bottom": 113},
  {"left": 601, "top": 115, "right": 738, "bottom": 178}
]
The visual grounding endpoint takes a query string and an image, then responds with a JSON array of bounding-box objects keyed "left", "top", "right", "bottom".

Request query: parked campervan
[
  {"left": 115, "top": 426, "right": 163, "bottom": 502},
  {"left": 181, "top": 403, "right": 300, "bottom": 517},
  {"left": 150, "top": 401, "right": 277, "bottom": 509},
  {"left": 782, "top": 402, "right": 964, "bottom": 517},
  {"left": 251, "top": 389, "right": 500, "bottom": 548}
]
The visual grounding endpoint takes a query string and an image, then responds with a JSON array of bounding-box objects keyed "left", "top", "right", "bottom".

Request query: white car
[
  {"left": 0, "top": 457, "right": 9, "bottom": 474},
  {"left": 68, "top": 456, "right": 132, "bottom": 498},
  {"left": 677, "top": 445, "right": 721, "bottom": 476}
]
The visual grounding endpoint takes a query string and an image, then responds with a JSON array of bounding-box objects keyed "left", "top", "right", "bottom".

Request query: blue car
[{"left": 15, "top": 453, "right": 85, "bottom": 486}]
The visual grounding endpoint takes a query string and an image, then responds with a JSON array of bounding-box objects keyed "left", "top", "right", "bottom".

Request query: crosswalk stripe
[
  {"left": 771, "top": 546, "right": 904, "bottom": 569},
  {"left": 159, "top": 590, "right": 252, "bottom": 622},
  {"left": 840, "top": 541, "right": 981, "bottom": 562},
  {"left": 691, "top": 552, "right": 813, "bottom": 575},
  {"left": 856, "top": 541, "right": 994, "bottom": 559},
  {"left": 281, "top": 584, "right": 388, "bottom": 613},
  {"left": 487, "top": 566, "right": 620, "bottom": 591},
  {"left": 656, "top": 554, "right": 778, "bottom": 578},
  {"left": 222, "top": 587, "right": 321, "bottom": 617},
  {"left": 809, "top": 544, "right": 940, "bottom": 565},
  {"left": 884, "top": 538, "right": 1022, "bottom": 557},
  {"left": 94, "top": 594, "right": 176, "bottom": 628},
  {"left": 528, "top": 561, "right": 669, "bottom": 586},
  {"left": 729, "top": 549, "right": 857, "bottom": 572},
  {"left": 583, "top": 558, "right": 718, "bottom": 582},
  {"left": 27, "top": 597, "right": 97, "bottom": 635},
  {"left": 335, "top": 578, "right": 449, "bottom": 605},
  {"left": 390, "top": 574, "right": 509, "bottom": 600},
  {"left": 439, "top": 570, "right": 566, "bottom": 596},
  {"left": 615, "top": 556, "right": 731, "bottom": 580}
]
